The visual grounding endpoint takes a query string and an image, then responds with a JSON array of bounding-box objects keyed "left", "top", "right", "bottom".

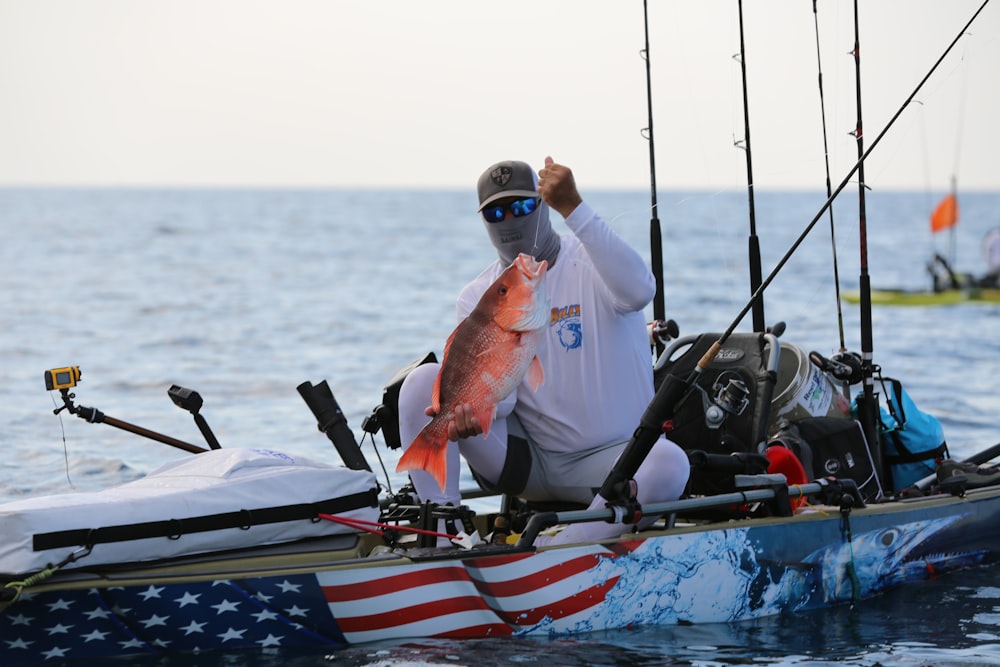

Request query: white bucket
[{"left": 768, "top": 341, "right": 850, "bottom": 436}]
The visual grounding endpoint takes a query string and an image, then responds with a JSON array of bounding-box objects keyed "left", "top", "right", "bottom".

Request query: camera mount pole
[{"left": 55, "top": 389, "right": 208, "bottom": 455}]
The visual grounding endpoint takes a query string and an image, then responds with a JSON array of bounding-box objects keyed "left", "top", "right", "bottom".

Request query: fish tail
[{"left": 395, "top": 430, "right": 449, "bottom": 491}]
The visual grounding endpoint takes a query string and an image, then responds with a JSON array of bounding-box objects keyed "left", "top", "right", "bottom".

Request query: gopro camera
[{"left": 45, "top": 366, "right": 81, "bottom": 391}]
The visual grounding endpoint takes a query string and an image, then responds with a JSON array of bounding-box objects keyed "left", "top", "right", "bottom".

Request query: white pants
[{"left": 397, "top": 362, "right": 690, "bottom": 545}]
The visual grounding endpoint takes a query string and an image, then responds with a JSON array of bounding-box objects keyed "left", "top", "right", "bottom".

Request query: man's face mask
[{"left": 482, "top": 198, "right": 560, "bottom": 267}]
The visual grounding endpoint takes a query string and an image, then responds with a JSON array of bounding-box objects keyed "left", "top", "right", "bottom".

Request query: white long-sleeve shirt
[{"left": 457, "top": 202, "right": 656, "bottom": 455}]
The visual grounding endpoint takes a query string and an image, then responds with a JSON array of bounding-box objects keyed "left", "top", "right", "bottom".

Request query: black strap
[
  {"left": 33, "top": 489, "right": 378, "bottom": 552},
  {"left": 877, "top": 375, "right": 948, "bottom": 463},
  {"left": 470, "top": 434, "right": 532, "bottom": 496},
  {"left": 878, "top": 376, "right": 907, "bottom": 428},
  {"left": 883, "top": 438, "right": 950, "bottom": 464}
]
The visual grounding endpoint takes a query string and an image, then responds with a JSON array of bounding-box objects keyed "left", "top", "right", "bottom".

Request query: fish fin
[
  {"left": 474, "top": 338, "right": 519, "bottom": 359},
  {"left": 493, "top": 309, "right": 521, "bottom": 330},
  {"left": 396, "top": 429, "right": 448, "bottom": 491},
  {"left": 475, "top": 405, "right": 498, "bottom": 439},
  {"left": 526, "top": 355, "right": 544, "bottom": 391},
  {"left": 430, "top": 367, "right": 444, "bottom": 413},
  {"left": 441, "top": 327, "right": 460, "bottom": 363}
]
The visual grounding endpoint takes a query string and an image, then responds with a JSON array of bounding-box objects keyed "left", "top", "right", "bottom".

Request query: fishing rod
[
  {"left": 812, "top": 0, "right": 848, "bottom": 357},
  {"left": 848, "top": 0, "right": 883, "bottom": 481},
  {"left": 598, "top": 0, "right": 991, "bottom": 509},
  {"left": 641, "top": 0, "right": 666, "bottom": 357},
  {"left": 735, "top": 0, "right": 765, "bottom": 332}
]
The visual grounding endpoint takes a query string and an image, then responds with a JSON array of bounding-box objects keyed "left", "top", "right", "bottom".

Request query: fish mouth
[
  {"left": 510, "top": 253, "right": 550, "bottom": 330},
  {"left": 514, "top": 253, "right": 548, "bottom": 281}
]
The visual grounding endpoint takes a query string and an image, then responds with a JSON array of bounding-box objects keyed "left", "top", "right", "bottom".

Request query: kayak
[
  {"left": 2, "top": 441, "right": 998, "bottom": 666},
  {"left": 3, "top": 332, "right": 999, "bottom": 666},
  {"left": 841, "top": 287, "right": 1000, "bottom": 306}
]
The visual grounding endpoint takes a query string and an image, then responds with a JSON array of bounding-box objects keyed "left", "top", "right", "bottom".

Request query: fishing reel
[
  {"left": 693, "top": 372, "right": 750, "bottom": 430},
  {"left": 648, "top": 319, "right": 680, "bottom": 346},
  {"left": 809, "top": 349, "right": 864, "bottom": 385}
]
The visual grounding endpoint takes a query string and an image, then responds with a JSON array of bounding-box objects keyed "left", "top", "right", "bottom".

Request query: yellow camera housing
[{"left": 45, "top": 366, "right": 81, "bottom": 391}]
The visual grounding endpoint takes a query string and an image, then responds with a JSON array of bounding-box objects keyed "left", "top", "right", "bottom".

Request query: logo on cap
[{"left": 491, "top": 166, "right": 513, "bottom": 187}]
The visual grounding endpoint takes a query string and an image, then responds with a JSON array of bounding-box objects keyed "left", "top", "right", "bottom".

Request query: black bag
[
  {"left": 772, "top": 416, "right": 884, "bottom": 502},
  {"left": 654, "top": 333, "right": 779, "bottom": 458}
]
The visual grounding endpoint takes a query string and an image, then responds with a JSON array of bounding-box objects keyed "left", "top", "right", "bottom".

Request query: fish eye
[
  {"left": 880, "top": 528, "right": 900, "bottom": 546},
  {"left": 498, "top": 286, "right": 508, "bottom": 295}
]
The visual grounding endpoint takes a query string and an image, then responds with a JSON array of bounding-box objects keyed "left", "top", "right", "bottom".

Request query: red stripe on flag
[
  {"left": 322, "top": 565, "right": 470, "bottom": 601},
  {"left": 334, "top": 594, "right": 495, "bottom": 633}
]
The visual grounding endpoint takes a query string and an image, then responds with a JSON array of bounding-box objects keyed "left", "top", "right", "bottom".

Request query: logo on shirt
[{"left": 551, "top": 304, "right": 582, "bottom": 351}]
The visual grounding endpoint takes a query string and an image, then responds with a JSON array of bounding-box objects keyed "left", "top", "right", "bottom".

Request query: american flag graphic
[
  {"left": 0, "top": 543, "right": 637, "bottom": 664},
  {"left": 0, "top": 574, "right": 344, "bottom": 666},
  {"left": 318, "top": 544, "right": 631, "bottom": 643}
]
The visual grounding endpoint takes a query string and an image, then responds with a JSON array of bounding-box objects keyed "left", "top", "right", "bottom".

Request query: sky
[{"left": 0, "top": 0, "right": 998, "bottom": 192}]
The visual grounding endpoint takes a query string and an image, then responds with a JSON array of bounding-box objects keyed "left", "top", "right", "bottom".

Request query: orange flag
[{"left": 931, "top": 193, "right": 958, "bottom": 233}]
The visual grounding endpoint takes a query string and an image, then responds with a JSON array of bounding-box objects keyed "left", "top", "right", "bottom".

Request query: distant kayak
[{"left": 841, "top": 287, "right": 1000, "bottom": 306}]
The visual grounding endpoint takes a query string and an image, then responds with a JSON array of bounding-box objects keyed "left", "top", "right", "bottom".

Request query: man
[
  {"left": 397, "top": 157, "right": 689, "bottom": 545},
  {"left": 978, "top": 226, "right": 1000, "bottom": 287}
]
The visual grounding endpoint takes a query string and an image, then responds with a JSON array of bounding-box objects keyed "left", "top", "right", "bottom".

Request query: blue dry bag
[{"left": 877, "top": 377, "right": 949, "bottom": 493}]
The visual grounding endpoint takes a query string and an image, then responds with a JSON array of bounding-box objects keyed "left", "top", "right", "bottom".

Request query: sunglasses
[{"left": 482, "top": 197, "right": 539, "bottom": 223}]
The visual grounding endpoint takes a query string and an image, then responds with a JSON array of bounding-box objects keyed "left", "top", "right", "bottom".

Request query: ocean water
[{"left": 2, "top": 187, "right": 1000, "bottom": 665}]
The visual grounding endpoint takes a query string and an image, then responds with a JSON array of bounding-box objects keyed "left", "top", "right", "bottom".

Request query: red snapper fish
[{"left": 396, "top": 253, "right": 550, "bottom": 491}]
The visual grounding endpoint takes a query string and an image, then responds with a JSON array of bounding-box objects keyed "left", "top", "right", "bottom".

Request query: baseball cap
[{"left": 477, "top": 160, "right": 538, "bottom": 212}]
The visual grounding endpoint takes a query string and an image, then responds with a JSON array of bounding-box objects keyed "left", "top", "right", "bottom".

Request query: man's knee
[
  {"left": 397, "top": 363, "right": 440, "bottom": 450},
  {"left": 398, "top": 364, "right": 439, "bottom": 416},
  {"left": 635, "top": 438, "right": 690, "bottom": 501}
]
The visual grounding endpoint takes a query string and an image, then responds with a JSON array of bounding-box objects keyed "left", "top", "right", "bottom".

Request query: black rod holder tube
[{"left": 297, "top": 380, "right": 371, "bottom": 472}]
